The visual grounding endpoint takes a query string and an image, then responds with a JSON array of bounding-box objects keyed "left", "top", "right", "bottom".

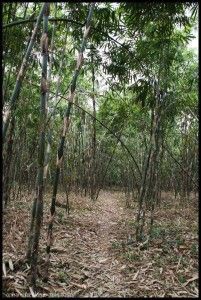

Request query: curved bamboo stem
[{"left": 44, "top": 3, "right": 96, "bottom": 281}]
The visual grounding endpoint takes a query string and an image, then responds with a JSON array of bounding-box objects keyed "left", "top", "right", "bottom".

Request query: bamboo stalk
[
  {"left": 27, "top": 3, "right": 50, "bottom": 288},
  {"left": 44, "top": 3, "right": 96, "bottom": 281},
  {"left": 3, "top": 3, "right": 46, "bottom": 142}
]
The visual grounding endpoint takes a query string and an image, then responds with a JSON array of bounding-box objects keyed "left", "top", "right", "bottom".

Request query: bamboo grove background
[{"left": 3, "top": 2, "right": 198, "bottom": 289}]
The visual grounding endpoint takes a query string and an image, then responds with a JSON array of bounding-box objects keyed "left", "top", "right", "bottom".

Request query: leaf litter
[{"left": 3, "top": 190, "right": 198, "bottom": 297}]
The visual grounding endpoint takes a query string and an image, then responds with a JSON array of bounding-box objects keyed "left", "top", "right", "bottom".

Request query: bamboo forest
[{"left": 2, "top": 2, "right": 198, "bottom": 298}]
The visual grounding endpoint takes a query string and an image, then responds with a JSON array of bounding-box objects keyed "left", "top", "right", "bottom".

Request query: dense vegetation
[{"left": 3, "top": 2, "right": 198, "bottom": 297}]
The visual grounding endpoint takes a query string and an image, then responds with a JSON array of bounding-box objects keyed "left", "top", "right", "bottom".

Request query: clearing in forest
[{"left": 3, "top": 190, "right": 198, "bottom": 297}]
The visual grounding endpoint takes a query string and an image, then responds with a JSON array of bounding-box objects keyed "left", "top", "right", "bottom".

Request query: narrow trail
[
  {"left": 48, "top": 190, "right": 133, "bottom": 297},
  {"left": 80, "top": 192, "right": 127, "bottom": 296},
  {"left": 3, "top": 191, "right": 198, "bottom": 297}
]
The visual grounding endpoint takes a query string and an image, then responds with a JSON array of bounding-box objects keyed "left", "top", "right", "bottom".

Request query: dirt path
[
  {"left": 3, "top": 190, "right": 198, "bottom": 297},
  {"left": 47, "top": 190, "right": 132, "bottom": 297},
  {"left": 78, "top": 191, "right": 127, "bottom": 297}
]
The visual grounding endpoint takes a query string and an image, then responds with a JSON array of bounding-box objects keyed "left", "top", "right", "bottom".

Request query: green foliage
[
  {"left": 111, "top": 241, "right": 122, "bottom": 249},
  {"left": 123, "top": 251, "right": 140, "bottom": 262},
  {"left": 58, "top": 271, "right": 69, "bottom": 283},
  {"left": 190, "top": 243, "right": 198, "bottom": 257},
  {"left": 178, "top": 274, "right": 187, "bottom": 284},
  {"left": 150, "top": 226, "right": 166, "bottom": 239},
  {"left": 57, "top": 210, "right": 67, "bottom": 224},
  {"left": 2, "top": 4, "right": 198, "bottom": 294},
  {"left": 3, "top": 2, "right": 198, "bottom": 194}
]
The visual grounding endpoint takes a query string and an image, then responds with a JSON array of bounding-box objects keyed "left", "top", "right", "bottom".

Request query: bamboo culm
[
  {"left": 44, "top": 3, "right": 96, "bottom": 281},
  {"left": 3, "top": 3, "right": 46, "bottom": 142},
  {"left": 26, "top": 3, "right": 50, "bottom": 288}
]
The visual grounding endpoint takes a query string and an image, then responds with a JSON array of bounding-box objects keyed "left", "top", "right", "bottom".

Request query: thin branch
[{"left": 3, "top": 17, "right": 84, "bottom": 29}]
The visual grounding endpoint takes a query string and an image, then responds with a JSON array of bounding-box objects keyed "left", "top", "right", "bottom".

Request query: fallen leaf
[
  {"left": 29, "top": 287, "right": 38, "bottom": 297},
  {"left": 10, "top": 243, "right": 16, "bottom": 252},
  {"left": 120, "top": 265, "right": 127, "bottom": 271},
  {"left": 133, "top": 270, "right": 140, "bottom": 280},
  {"left": 71, "top": 282, "right": 87, "bottom": 289},
  {"left": 8, "top": 259, "right": 14, "bottom": 271},
  {"left": 3, "top": 262, "right": 7, "bottom": 277},
  {"left": 99, "top": 258, "right": 108, "bottom": 263},
  {"left": 179, "top": 245, "right": 188, "bottom": 250}
]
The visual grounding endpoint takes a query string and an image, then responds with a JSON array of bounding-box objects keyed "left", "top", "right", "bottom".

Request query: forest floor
[{"left": 3, "top": 190, "right": 198, "bottom": 297}]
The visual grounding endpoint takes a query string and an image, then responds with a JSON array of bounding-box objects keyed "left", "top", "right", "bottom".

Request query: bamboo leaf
[
  {"left": 8, "top": 259, "right": 14, "bottom": 271},
  {"left": 3, "top": 262, "right": 7, "bottom": 277}
]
